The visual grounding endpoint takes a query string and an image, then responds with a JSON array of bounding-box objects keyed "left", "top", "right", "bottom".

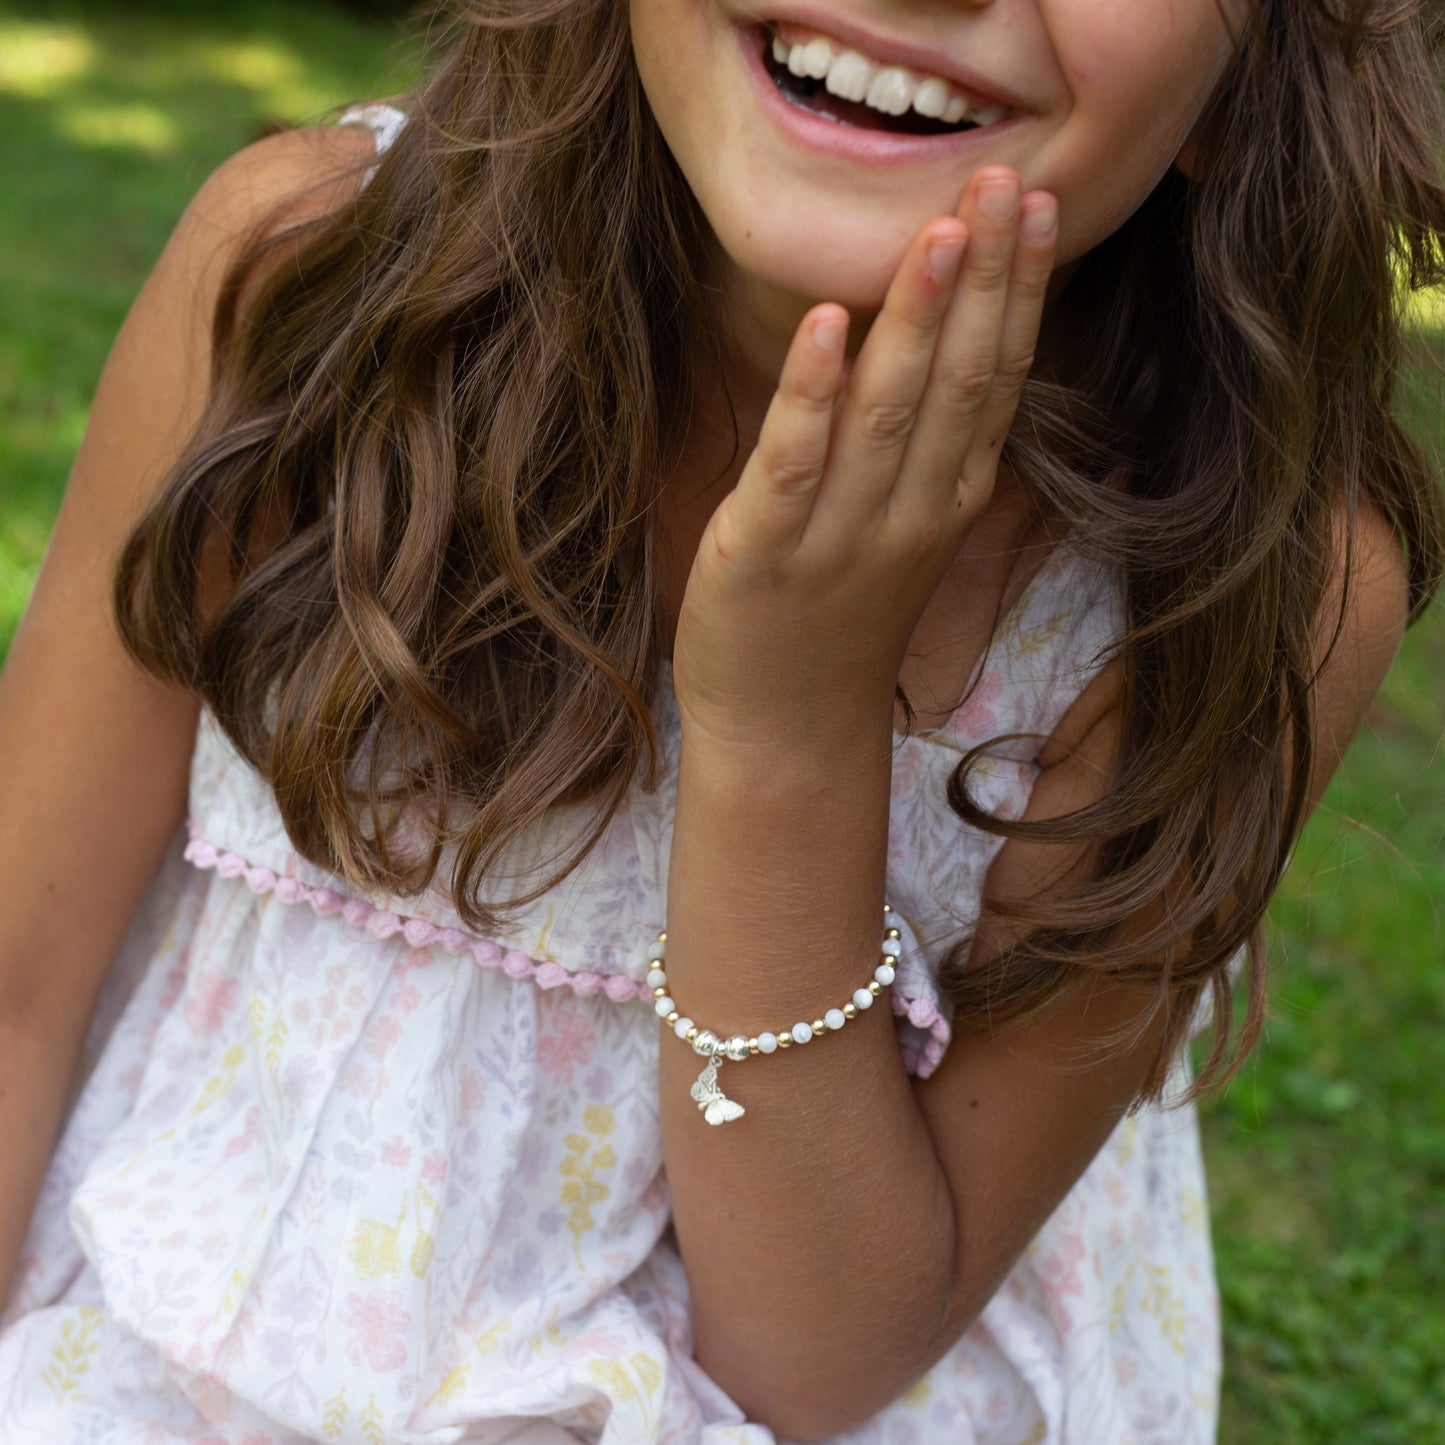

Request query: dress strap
[{"left": 338, "top": 102, "right": 408, "bottom": 156}]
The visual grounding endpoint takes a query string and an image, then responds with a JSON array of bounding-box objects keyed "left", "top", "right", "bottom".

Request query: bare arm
[
  {"left": 0, "top": 125, "right": 376, "bottom": 1312},
  {"left": 662, "top": 505, "right": 1406, "bottom": 1441}
]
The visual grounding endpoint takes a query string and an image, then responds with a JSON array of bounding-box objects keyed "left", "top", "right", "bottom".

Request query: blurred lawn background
[{"left": 0, "top": 1, "right": 1440, "bottom": 1439}]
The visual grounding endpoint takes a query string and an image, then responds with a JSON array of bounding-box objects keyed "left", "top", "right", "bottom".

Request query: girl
[{"left": 0, "top": 0, "right": 1440, "bottom": 1441}]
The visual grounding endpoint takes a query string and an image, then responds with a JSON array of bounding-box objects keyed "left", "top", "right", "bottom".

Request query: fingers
[
  {"left": 812, "top": 213, "right": 974, "bottom": 539},
  {"left": 892, "top": 179, "right": 1058, "bottom": 527},
  {"left": 722, "top": 305, "right": 849, "bottom": 556}
]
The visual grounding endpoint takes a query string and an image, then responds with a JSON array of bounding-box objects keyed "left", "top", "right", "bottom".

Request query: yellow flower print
[
  {"left": 360, "top": 1394, "right": 385, "bottom": 1445},
  {"left": 41, "top": 1307, "right": 101, "bottom": 1409},
  {"left": 561, "top": 1105, "right": 617, "bottom": 1267},
  {"left": 322, "top": 1389, "right": 350, "bottom": 1439},
  {"left": 346, "top": 1197, "right": 408, "bottom": 1280}
]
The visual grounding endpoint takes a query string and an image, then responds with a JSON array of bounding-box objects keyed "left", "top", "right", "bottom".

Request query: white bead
[
  {"left": 757, "top": 1032, "right": 778, "bottom": 1054},
  {"left": 725, "top": 1035, "right": 751, "bottom": 1061},
  {"left": 791, "top": 1022, "right": 813, "bottom": 1044},
  {"left": 647, "top": 940, "right": 667, "bottom": 961},
  {"left": 825, "top": 1008, "right": 847, "bottom": 1031},
  {"left": 881, "top": 937, "right": 903, "bottom": 958},
  {"left": 673, "top": 1016, "right": 694, "bottom": 1039},
  {"left": 853, "top": 988, "right": 874, "bottom": 1011},
  {"left": 654, "top": 996, "right": 675, "bottom": 1017},
  {"left": 874, "top": 963, "right": 896, "bottom": 987},
  {"left": 646, "top": 968, "right": 669, "bottom": 991}
]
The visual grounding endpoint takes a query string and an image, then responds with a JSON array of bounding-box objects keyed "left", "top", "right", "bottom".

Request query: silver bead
[
  {"left": 725, "top": 1035, "right": 751, "bottom": 1061},
  {"left": 692, "top": 1029, "right": 720, "bottom": 1058}
]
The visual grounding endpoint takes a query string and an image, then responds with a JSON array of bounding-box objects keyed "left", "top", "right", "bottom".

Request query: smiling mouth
[{"left": 762, "top": 26, "right": 1011, "bottom": 139}]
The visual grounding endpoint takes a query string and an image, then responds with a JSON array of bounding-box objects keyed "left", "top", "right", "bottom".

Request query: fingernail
[
  {"left": 927, "top": 234, "right": 966, "bottom": 284},
  {"left": 813, "top": 315, "right": 847, "bottom": 352},
  {"left": 1022, "top": 198, "right": 1057, "bottom": 242},
  {"left": 977, "top": 173, "right": 1019, "bottom": 222}
]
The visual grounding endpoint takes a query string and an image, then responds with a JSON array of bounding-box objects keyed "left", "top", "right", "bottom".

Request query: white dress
[{"left": 0, "top": 519, "right": 1220, "bottom": 1443}]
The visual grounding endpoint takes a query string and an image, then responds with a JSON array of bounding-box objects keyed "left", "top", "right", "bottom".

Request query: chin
[{"left": 710, "top": 205, "right": 920, "bottom": 318}]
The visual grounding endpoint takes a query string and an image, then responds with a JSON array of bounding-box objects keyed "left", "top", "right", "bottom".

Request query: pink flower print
[
  {"left": 201, "top": 1231, "right": 230, "bottom": 1262},
  {"left": 363, "top": 1014, "right": 402, "bottom": 1062},
  {"left": 1039, "top": 1229, "right": 1087, "bottom": 1299},
  {"left": 536, "top": 1004, "right": 596, "bottom": 1086},
  {"left": 458, "top": 1066, "right": 486, "bottom": 1128},
  {"left": 341, "top": 1290, "right": 412, "bottom": 1372},
  {"left": 421, "top": 1151, "right": 448, "bottom": 1189},
  {"left": 326, "top": 964, "right": 347, "bottom": 989},
  {"left": 339, "top": 1063, "right": 374, "bottom": 1099},
  {"left": 388, "top": 978, "right": 422, "bottom": 1014},
  {"left": 161, "top": 1230, "right": 189, "bottom": 1251},
  {"left": 292, "top": 1000, "right": 312, "bottom": 1026},
  {"left": 319, "top": 992, "right": 339, "bottom": 1022},
  {"left": 380, "top": 1137, "right": 413, "bottom": 1170},
  {"left": 345, "top": 982, "right": 368, "bottom": 1011},
  {"left": 950, "top": 669, "right": 1004, "bottom": 738},
  {"left": 183, "top": 970, "right": 240, "bottom": 1035},
  {"left": 225, "top": 1105, "right": 262, "bottom": 1159}
]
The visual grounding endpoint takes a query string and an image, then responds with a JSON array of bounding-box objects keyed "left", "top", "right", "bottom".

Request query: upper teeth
[{"left": 770, "top": 28, "right": 1007, "bottom": 128}]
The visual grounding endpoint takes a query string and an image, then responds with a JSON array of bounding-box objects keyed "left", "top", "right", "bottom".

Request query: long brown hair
[{"left": 115, "top": 0, "right": 1445, "bottom": 1101}]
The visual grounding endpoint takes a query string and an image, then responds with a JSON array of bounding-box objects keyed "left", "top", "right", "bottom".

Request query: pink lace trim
[
  {"left": 892, "top": 992, "right": 951, "bottom": 1078},
  {"left": 182, "top": 826, "right": 649, "bottom": 1004},
  {"left": 183, "top": 824, "right": 951, "bottom": 1071}
]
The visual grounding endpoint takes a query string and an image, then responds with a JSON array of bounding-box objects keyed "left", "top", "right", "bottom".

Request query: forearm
[
  {"left": 0, "top": 1019, "right": 86, "bottom": 1314},
  {"left": 659, "top": 716, "right": 957, "bottom": 1440}
]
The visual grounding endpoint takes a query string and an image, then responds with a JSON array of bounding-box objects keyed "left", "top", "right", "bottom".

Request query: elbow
[{"left": 695, "top": 1290, "right": 957, "bottom": 1441}]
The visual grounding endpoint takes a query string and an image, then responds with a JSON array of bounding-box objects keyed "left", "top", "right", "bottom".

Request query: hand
[{"left": 672, "top": 167, "right": 1058, "bottom": 751}]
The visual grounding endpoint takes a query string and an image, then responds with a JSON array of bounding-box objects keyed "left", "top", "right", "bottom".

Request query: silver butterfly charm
[{"left": 689, "top": 1056, "right": 746, "bottom": 1126}]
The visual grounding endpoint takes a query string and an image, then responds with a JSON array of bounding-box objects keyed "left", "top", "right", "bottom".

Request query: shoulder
[
  {"left": 153, "top": 124, "right": 379, "bottom": 318},
  {"left": 1306, "top": 499, "right": 1410, "bottom": 800}
]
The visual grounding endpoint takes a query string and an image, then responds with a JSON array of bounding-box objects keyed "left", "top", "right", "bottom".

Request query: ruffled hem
[
  {"left": 183, "top": 825, "right": 650, "bottom": 1003},
  {"left": 182, "top": 825, "right": 953, "bottom": 1072},
  {"left": 891, "top": 991, "right": 951, "bottom": 1078}
]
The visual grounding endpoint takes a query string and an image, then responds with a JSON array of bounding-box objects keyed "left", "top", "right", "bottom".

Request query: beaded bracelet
[{"left": 644, "top": 904, "right": 903, "bottom": 1125}]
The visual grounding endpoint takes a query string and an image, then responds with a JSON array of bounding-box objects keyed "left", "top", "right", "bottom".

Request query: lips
[{"left": 731, "top": 19, "right": 1025, "bottom": 167}]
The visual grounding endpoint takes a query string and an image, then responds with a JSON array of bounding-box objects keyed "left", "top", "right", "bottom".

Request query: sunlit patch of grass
[
  {"left": 56, "top": 101, "right": 178, "bottom": 155},
  {"left": 0, "top": 21, "right": 95, "bottom": 99},
  {"left": 189, "top": 39, "right": 338, "bottom": 120}
]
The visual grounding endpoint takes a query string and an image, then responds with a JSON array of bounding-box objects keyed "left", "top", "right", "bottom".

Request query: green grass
[
  {"left": 1, "top": 3, "right": 1442, "bottom": 1438},
  {"left": 0, "top": 0, "right": 418, "bottom": 653}
]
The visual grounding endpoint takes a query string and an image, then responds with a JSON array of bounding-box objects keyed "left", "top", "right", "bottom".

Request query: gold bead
[
  {"left": 685, "top": 1027, "right": 699, "bottom": 1042},
  {"left": 868, "top": 980, "right": 883, "bottom": 995},
  {"left": 843, "top": 1003, "right": 858, "bottom": 1019},
  {"left": 812, "top": 1019, "right": 825, "bottom": 1035},
  {"left": 885, "top": 927, "right": 901, "bottom": 940},
  {"left": 652, "top": 986, "right": 667, "bottom": 999},
  {"left": 778, "top": 1032, "right": 792, "bottom": 1048},
  {"left": 666, "top": 1011, "right": 679, "bottom": 1025},
  {"left": 657, "top": 931, "right": 667, "bottom": 942},
  {"left": 748, "top": 1037, "right": 760, "bottom": 1055},
  {"left": 883, "top": 902, "right": 893, "bottom": 913}
]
